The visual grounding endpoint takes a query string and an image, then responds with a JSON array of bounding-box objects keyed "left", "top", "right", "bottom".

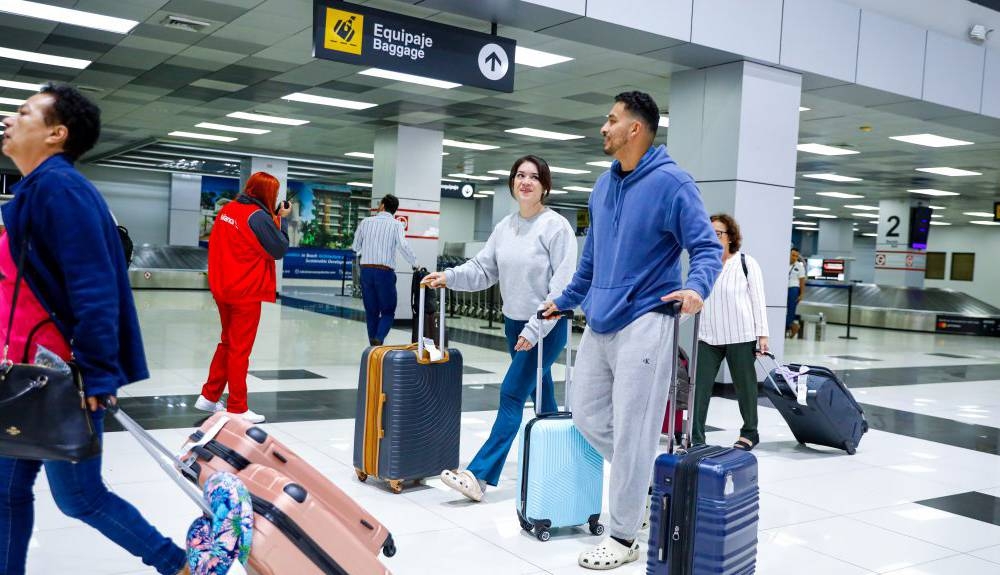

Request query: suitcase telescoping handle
[
  {"left": 102, "top": 399, "right": 215, "bottom": 517},
  {"left": 417, "top": 285, "right": 447, "bottom": 359},
  {"left": 534, "top": 309, "right": 575, "bottom": 417},
  {"left": 755, "top": 350, "right": 789, "bottom": 396},
  {"left": 666, "top": 300, "right": 702, "bottom": 454}
]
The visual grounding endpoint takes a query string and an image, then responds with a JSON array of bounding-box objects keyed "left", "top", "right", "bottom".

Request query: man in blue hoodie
[{"left": 544, "top": 91, "right": 722, "bottom": 569}]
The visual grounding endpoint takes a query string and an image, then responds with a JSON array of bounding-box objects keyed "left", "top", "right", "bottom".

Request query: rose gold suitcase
[{"left": 182, "top": 412, "right": 396, "bottom": 558}]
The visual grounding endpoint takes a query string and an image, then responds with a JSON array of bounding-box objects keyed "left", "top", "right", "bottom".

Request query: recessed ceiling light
[
  {"left": 441, "top": 178, "right": 461, "bottom": 183},
  {"left": 799, "top": 106, "right": 810, "bottom": 112},
  {"left": 195, "top": 122, "right": 270, "bottom": 135},
  {"left": 564, "top": 186, "right": 593, "bottom": 192},
  {"left": 816, "top": 191, "right": 865, "bottom": 199},
  {"left": 928, "top": 205, "right": 946, "bottom": 210},
  {"left": 930, "top": 214, "right": 943, "bottom": 218},
  {"left": 915, "top": 167, "right": 982, "bottom": 177},
  {"left": 658, "top": 116, "right": 670, "bottom": 128},
  {"left": 963, "top": 211, "right": 994, "bottom": 217},
  {"left": 844, "top": 204, "right": 879, "bottom": 211},
  {"left": 587, "top": 161, "right": 613, "bottom": 168},
  {"left": 447, "top": 173, "right": 500, "bottom": 181},
  {"left": 929, "top": 221, "right": 951, "bottom": 226},
  {"left": 0, "top": 109, "right": 17, "bottom": 117},
  {"left": 970, "top": 220, "right": 1000, "bottom": 226},
  {"left": 862, "top": 233, "right": 877, "bottom": 237},
  {"left": 487, "top": 170, "right": 510, "bottom": 176},
  {"left": 548, "top": 190, "right": 569, "bottom": 195},
  {"left": 803, "top": 174, "right": 863, "bottom": 183},
  {"left": 907, "top": 189, "right": 959, "bottom": 197},
  {"left": 226, "top": 111, "right": 309, "bottom": 126},
  {"left": 359, "top": 68, "right": 461, "bottom": 89},
  {"left": 479, "top": 190, "right": 495, "bottom": 195},
  {"left": 167, "top": 131, "right": 237, "bottom": 142},
  {"left": 505, "top": 127, "right": 584, "bottom": 141},
  {"left": 796, "top": 143, "right": 859, "bottom": 156},
  {"left": 442, "top": 139, "right": 500, "bottom": 151},
  {"left": 806, "top": 214, "right": 837, "bottom": 218},
  {"left": 890, "top": 134, "right": 973, "bottom": 147},
  {"left": 0, "top": 0, "right": 138, "bottom": 33},
  {"left": 851, "top": 213, "right": 880, "bottom": 218},
  {"left": 0, "top": 79, "right": 42, "bottom": 91},
  {"left": 0, "top": 47, "right": 90, "bottom": 69},
  {"left": 792, "top": 220, "right": 815, "bottom": 225},
  {"left": 514, "top": 46, "right": 573, "bottom": 68},
  {"left": 794, "top": 227, "right": 819, "bottom": 231},
  {"left": 441, "top": 152, "right": 449, "bottom": 156},
  {"left": 347, "top": 182, "right": 373, "bottom": 188},
  {"left": 0, "top": 96, "right": 24, "bottom": 106},
  {"left": 549, "top": 166, "right": 591, "bottom": 175},
  {"left": 282, "top": 92, "right": 376, "bottom": 110},
  {"left": 345, "top": 152, "right": 374, "bottom": 159},
  {"left": 794, "top": 196, "right": 801, "bottom": 200},
  {"left": 793, "top": 205, "right": 830, "bottom": 211}
]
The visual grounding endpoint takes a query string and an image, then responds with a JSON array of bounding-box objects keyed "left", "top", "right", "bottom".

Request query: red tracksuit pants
[{"left": 201, "top": 300, "right": 262, "bottom": 414}]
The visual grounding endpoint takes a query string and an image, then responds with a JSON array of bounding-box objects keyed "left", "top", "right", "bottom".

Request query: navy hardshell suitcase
[
  {"left": 516, "top": 310, "right": 605, "bottom": 542},
  {"left": 758, "top": 352, "right": 868, "bottom": 454},
  {"left": 647, "top": 306, "right": 759, "bottom": 575},
  {"left": 353, "top": 287, "right": 463, "bottom": 493}
]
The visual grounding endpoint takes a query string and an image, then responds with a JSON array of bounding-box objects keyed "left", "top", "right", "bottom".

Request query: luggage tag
[
  {"left": 795, "top": 366, "right": 809, "bottom": 406},
  {"left": 421, "top": 337, "right": 444, "bottom": 362},
  {"left": 178, "top": 416, "right": 231, "bottom": 460}
]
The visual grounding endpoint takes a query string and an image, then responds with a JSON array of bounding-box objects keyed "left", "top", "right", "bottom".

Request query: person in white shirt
[
  {"left": 351, "top": 194, "right": 418, "bottom": 346},
  {"left": 787, "top": 246, "right": 806, "bottom": 338},
  {"left": 691, "top": 214, "right": 769, "bottom": 451}
]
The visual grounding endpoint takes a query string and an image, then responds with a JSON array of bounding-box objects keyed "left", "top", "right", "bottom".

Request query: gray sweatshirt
[{"left": 445, "top": 208, "right": 577, "bottom": 344}]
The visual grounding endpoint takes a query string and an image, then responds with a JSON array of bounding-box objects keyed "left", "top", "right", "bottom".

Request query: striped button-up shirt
[
  {"left": 351, "top": 211, "right": 418, "bottom": 268},
  {"left": 699, "top": 251, "right": 769, "bottom": 346}
]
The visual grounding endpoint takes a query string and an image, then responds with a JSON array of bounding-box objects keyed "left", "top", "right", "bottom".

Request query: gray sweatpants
[{"left": 571, "top": 311, "right": 675, "bottom": 540}]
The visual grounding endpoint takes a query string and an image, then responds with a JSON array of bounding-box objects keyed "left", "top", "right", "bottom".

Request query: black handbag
[{"left": 0, "top": 231, "right": 101, "bottom": 462}]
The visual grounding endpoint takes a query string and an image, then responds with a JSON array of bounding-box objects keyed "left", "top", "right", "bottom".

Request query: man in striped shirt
[{"left": 351, "top": 194, "right": 418, "bottom": 346}]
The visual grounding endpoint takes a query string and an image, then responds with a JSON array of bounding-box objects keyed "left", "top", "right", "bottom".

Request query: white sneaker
[
  {"left": 237, "top": 409, "right": 266, "bottom": 424},
  {"left": 440, "top": 469, "right": 485, "bottom": 502},
  {"left": 194, "top": 395, "right": 225, "bottom": 413}
]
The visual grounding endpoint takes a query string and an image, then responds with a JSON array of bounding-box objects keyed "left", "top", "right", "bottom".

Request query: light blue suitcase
[{"left": 515, "top": 311, "right": 605, "bottom": 541}]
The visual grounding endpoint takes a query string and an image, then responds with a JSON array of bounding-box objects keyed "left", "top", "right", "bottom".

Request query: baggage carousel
[
  {"left": 797, "top": 282, "right": 1000, "bottom": 333},
  {"left": 128, "top": 245, "right": 209, "bottom": 290}
]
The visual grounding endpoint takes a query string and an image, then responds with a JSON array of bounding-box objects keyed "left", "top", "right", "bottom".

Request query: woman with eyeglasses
[
  {"left": 690, "top": 214, "right": 769, "bottom": 451},
  {"left": 422, "top": 155, "right": 577, "bottom": 502}
]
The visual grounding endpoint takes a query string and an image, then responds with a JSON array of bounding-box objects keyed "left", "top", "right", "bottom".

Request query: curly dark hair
[
  {"left": 39, "top": 83, "right": 101, "bottom": 161},
  {"left": 614, "top": 91, "right": 660, "bottom": 136},
  {"left": 711, "top": 213, "right": 742, "bottom": 254},
  {"left": 508, "top": 155, "right": 552, "bottom": 203}
]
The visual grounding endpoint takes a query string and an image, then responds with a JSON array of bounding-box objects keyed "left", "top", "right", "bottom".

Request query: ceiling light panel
[
  {"left": 806, "top": 214, "right": 838, "bottom": 218},
  {"left": 487, "top": 170, "right": 510, "bottom": 176},
  {"left": 915, "top": 167, "right": 982, "bottom": 177},
  {"left": 345, "top": 152, "right": 374, "bottom": 159},
  {"left": 549, "top": 166, "right": 591, "bottom": 174},
  {"left": 347, "top": 182, "right": 373, "bottom": 188},
  {"left": 929, "top": 221, "right": 951, "bottom": 226},
  {"left": 447, "top": 173, "right": 500, "bottom": 181},
  {"left": 168, "top": 131, "right": 238, "bottom": 142},
  {"left": 0, "top": 47, "right": 90, "bottom": 69},
  {"left": 964, "top": 211, "right": 994, "bottom": 217},
  {"left": 587, "top": 161, "right": 613, "bottom": 168},
  {"left": 0, "top": 79, "right": 42, "bottom": 91},
  {"left": 803, "top": 173, "right": 863, "bottom": 182},
  {"left": 844, "top": 204, "right": 879, "bottom": 211},
  {"left": 514, "top": 46, "right": 572, "bottom": 67},
  {"left": 564, "top": 186, "right": 593, "bottom": 192},
  {"left": 359, "top": 68, "right": 461, "bottom": 89},
  {"left": 226, "top": 111, "right": 309, "bottom": 126},
  {"left": 890, "top": 134, "right": 973, "bottom": 147},
  {"left": 195, "top": 122, "right": 270, "bottom": 135},
  {"left": 658, "top": 116, "right": 670, "bottom": 128},
  {"left": 970, "top": 220, "right": 1000, "bottom": 226},
  {"left": 0, "top": 0, "right": 138, "bottom": 33},
  {"left": 907, "top": 189, "right": 959, "bottom": 197},
  {"left": 816, "top": 191, "right": 865, "bottom": 199},
  {"left": 548, "top": 190, "right": 568, "bottom": 195},
  {"left": 796, "top": 143, "right": 859, "bottom": 156},
  {"left": 282, "top": 92, "right": 376, "bottom": 110},
  {"left": 505, "top": 127, "right": 584, "bottom": 141},
  {"left": 442, "top": 139, "right": 500, "bottom": 151},
  {"left": 851, "top": 212, "right": 880, "bottom": 218},
  {"left": 793, "top": 205, "right": 830, "bottom": 211},
  {"left": 0, "top": 96, "right": 24, "bottom": 106}
]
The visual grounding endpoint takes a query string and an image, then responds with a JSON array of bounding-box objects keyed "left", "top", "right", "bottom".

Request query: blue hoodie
[{"left": 554, "top": 145, "right": 722, "bottom": 334}]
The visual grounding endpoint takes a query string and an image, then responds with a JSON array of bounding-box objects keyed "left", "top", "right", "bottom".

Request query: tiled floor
[{"left": 21, "top": 289, "right": 1000, "bottom": 574}]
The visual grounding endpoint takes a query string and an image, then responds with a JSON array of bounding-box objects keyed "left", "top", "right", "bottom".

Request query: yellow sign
[{"left": 325, "top": 8, "right": 363, "bottom": 55}]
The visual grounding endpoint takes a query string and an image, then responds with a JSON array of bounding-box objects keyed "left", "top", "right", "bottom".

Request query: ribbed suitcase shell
[
  {"left": 646, "top": 447, "right": 759, "bottom": 575},
  {"left": 516, "top": 414, "right": 604, "bottom": 533},
  {"left": 353, "top": 346, "right": 463, "bottom": 486},
  {"left": 762, "top": 363, "right": 867, "bottom": 454}
]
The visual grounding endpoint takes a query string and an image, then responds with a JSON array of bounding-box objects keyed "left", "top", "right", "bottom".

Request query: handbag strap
[{"left": 3, "top": 227, "right": 32, "bottom": 365}]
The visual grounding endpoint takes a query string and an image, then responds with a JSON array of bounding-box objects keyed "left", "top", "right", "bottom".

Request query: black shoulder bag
[{"left": 0, "top": 230, "right": 101, "bottom": 462}]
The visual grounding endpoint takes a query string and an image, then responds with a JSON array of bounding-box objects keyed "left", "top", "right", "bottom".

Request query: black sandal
[{"left": 733, "top": 437, "right": 758, "bottom": 451}]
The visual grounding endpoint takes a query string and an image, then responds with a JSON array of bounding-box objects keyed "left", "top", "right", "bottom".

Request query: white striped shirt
[
  {"left": 699, "top": 251, "right": 769, "bottom": 346},
  {"left": 351, "top": 212, "right": 418, "bottom": 268}
]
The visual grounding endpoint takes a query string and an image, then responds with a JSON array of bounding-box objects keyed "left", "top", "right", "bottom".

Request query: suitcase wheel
[
  {"left": 535, "top": 528, "right": 551, "bottom": 542},
  {"left": 589, "top": 521, "right": 605, "bottom": 536},
  {"left": 844, "top": 441, "right": 857, "bottom": 455},
  {"left": 355, "top": 469, "right": 368, "bottom": 482},
  {"left": 388, "top": 479, "right": 403, "bottom": 494},
  {"left": 382, "top": 535, "right": 397, "bottom": 558},
  {"left": 518, "top": 516, "right": 533, "bottom": 533}
]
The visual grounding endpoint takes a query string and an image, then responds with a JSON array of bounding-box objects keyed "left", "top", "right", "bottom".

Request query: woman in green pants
[{"left": 691, "top": 214, "right": 769, "bottom": 451}]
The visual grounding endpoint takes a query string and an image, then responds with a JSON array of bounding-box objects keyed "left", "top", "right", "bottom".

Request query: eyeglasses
[{"left": 715, "top": 230, "right": 728, "bottom": 238}]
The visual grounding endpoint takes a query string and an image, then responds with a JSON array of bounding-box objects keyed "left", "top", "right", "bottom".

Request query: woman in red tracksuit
[{"left": 195, "top": 171, "right": 290, "bottom": 423}]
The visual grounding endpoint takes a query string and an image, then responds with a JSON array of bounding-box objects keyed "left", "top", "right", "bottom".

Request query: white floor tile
[
  {"left": 882, "top": 553, "right": 1000, "bottom": 574},
  {"left": 969, "top": 544, "right": 1000, "bottom": 565},
  {"left": 849, "top": 503, "right": 1000, "bottom": 552},
  {"left": 757, "top": 533, "right": 875, "bottom": 574}
]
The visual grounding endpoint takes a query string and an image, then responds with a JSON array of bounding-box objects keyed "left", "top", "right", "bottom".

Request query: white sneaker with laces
[
  {"left": 194, "top": 395, "right": 225, "bottom": 413},
  {"left": 237, "top": 409, "right": 266, "bottom": 424}
]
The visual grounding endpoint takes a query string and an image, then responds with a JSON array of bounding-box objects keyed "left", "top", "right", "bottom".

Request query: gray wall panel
[
  {"left": 586, "top": 0, "right": 691, "bottom": 42},
  {"left": 80, "top": 165, "right": 171, "bottom": 247},
  {"left": 691, "top": 0, "right": 782, "bottom": 63},
  {"left": 982, "top": 46, "right": 1000, "bottom": 118},
  {"left": 781, "top": 0, "right": 860, "bottom": 83},
  {"left": 922, "top": 31, "right": 985, "bottom": 113},
  {"left": 856, "top": 10, "right": 926, "bottom": 99}
]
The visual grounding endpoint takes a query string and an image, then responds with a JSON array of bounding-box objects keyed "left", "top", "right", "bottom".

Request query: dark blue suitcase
[
  {"left": 353, "top": 287, "right": 462, "bottom": 493},
  {"left": 646, "top": 306, "right": 759, "bottom": 575}
]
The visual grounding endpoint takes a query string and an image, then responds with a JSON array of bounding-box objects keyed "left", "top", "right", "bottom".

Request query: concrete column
[
  {"left": 874, "top": 198, "right": 925, "bottom": 288},
  {"left": 372, "top": 125, "right": 444, "bottom": 321},
  {"left": 168, "top": 173, "right": 201, "bottom": 246},
  {"left": 490, "top": 187, "right": 517, "bottom": 227},
  {"left": 669, "top": 60, "right": 802, "bottom": 366},
  {"left": 240, "top": 157, "right": 288, "bottom": 294}
]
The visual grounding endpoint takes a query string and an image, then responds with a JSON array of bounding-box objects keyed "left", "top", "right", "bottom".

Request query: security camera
[{"left": 969, "top": 24, "right": 993, "bottom": 42}]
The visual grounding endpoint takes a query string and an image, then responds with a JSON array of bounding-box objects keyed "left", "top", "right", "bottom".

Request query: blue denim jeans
[
  {"left": 466, "top": 316, "right": 566, "bottom": 486},
  {"left": 0, "top": 411, "right": 186, "bottom": 575},
  {"left": 359, "top": 267, "right": 397, "bottom": 342}
]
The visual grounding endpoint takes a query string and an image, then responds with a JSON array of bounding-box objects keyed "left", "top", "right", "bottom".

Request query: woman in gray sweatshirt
[{"left": 423, "top": 155, "right": 578, "bottom": 502}]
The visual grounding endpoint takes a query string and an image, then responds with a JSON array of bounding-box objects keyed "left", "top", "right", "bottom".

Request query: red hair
[{"left": 244, "top": 171, "right": 281, "bottom": 227}]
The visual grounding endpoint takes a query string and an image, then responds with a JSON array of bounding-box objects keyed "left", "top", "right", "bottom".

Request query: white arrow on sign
[{"left": 478, "top": 43, "right": 509, "bottom": 81}]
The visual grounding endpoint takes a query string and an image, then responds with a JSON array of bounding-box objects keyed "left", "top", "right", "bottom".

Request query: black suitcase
[
  {"left": 410, "top": 267, "right": 443, "bottom": 345},
  {"left": 758, "top": 353, "right": 868, "bottom": 454},
  {"left": 354, "top": 286, "right": 462, "bottom": 493}
]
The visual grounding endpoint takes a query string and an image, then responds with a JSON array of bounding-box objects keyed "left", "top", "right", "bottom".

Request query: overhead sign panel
[{"left": 313, "top": 0, "right": 516, "bottom": 92}]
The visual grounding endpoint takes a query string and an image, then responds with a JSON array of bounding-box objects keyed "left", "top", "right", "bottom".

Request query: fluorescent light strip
[
  {"left": 447, "top": 173, "right": 500, "bottom": 181},
  {"left": 794, "top": 227, "right": 819, "bottom": 231},
  {"left": 658, "top": 116, "right": 670, "bottom": 128},
  {"left": 548, "top": 190, "right": 568, "bottom": 195},
  {"left": 929, "top": 221, "right": 951, "bottom": 226},
  {"left": 851, "top": 213, "right": 880, "bottom": 219},
  {"left": 931, "top": 214, "right": 943, "bottom": 218},
  {"left": 347, "top": 182, "right": 373, "bottom": 188},
  {"left": 137, "top": 149, "right": 243, "bottom": 163},
  {"left": 0, "top": 0, "right": 138, "bottom": 33},
  {"left": 442, "top": 139, "right": 500, "bottom": 151},
  {"left": 890, "top": 134, "right": 973, "bottom": 147},
  {"left": 359, "top": 68, "right": 460, "bottom": 89},
  {"left": 505, "top": 127, "right": 584, "bottom": 141},
  {"left": 0, "top": 79, "right": 42, "bottom": 91},
  {"left": 916, "top": 167, "right": 981, "bottom": 177},
  {"left": 479, "top": 190, "right": 495, "bottom": 195},
  {"left": 0, "top": 96, "right": 24, "bottom": 106},
  {"left": 226, "top": 111, "right": 309, "bottom": 126},
  {"left": 156, "top": 142, "right": 365, "bottom": 170},
  {"left": 806, "top": 214, "right": 837, "bottom": 219},
  {"left": 799, "top": 107, "right": 810, "bottom": 112},
  {"left": 796, "top": 143, "right": 858, "bottom": 156},
  {"left": 0, "top": 47, "right": 90, "bottom": 69},
  {"left": 549, "top": 166, "right": 591, "bottom": 175},
  {"left": 792, "top": 220, "right": 815, "bottom": 225},
  {"left": 817, "top": 191, "right": 865, "bottom": 199},
  {"left": 345, "top": 152, "right": 374, "bottom": 159},
  {"left": 195, "top": 122, "right": 270, "bottom": 135},
  {"left": 929, "top": 205, "right": 945, "bottom": 210},
  {"left": 964, "top": 211, "right": 994, "bottom": 217},
  {"left": 803, "top": 173, "right": 863, "bottom": 182},
  {"left": 844, "top": 204, "right": 878, "bottom": 211},
  {"left": 487, "top": 170, "right": 510, "bottom": 176},
  {"left": 514, "top": 46, "right": 572, "bottom": 68},
  {"left": 907, "top": 189, "right": 959, "bottom": 197},
  {"left": 862, "top": 233, "right": 877, "bottom": 237},
  {"left": 0, "top": 109, "right": 17, "bottom": 117},
  {"left": 970, "top": 221, "right": 1000, "bottom": 226},
  {"left": 587, "top": 161, "right": 613, "bottom": 168},
  {"left": 564, "top": 186, "right": 592, "bottom": 192},
  {"left": 282, "top": 92, "right": 376, "bottom": 110},
  {"left": 167, "top": 131, "right": 238, "bottom": 143},
  {"left": 96, "top": 162, "right": 238, "bottom": 179},
  {"left": 441, "top": 178, "right": 461, "bottom": 183},
  {"left": 793, "top": 205, "right": 830, "bottom": 211}
]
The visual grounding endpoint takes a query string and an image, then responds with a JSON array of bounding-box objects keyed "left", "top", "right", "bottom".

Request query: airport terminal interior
[{"left": 1, "top": 0, "right": 1000, "bottom": 574}]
